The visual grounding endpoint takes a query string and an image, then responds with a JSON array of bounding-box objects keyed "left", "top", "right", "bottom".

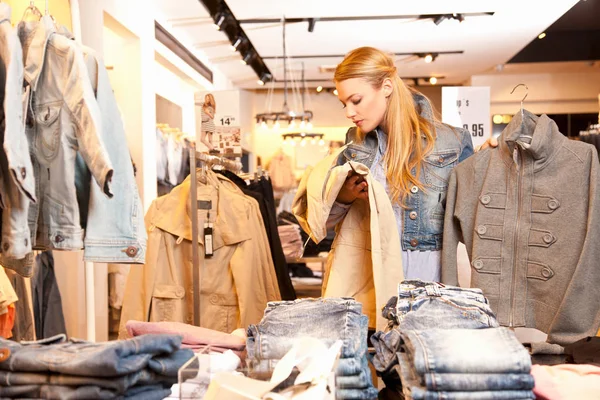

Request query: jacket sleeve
[
  {"left": 117, "top": 225, "right": 160, "bottom": 339},
  {"left": 230, "top": 199, "right": 280, "bottom": 328},
  {"left": 62, "top": 42, "right": 113, "bottom": 197},
  {"left": 547, "top": 148, "right": 600, "bottom": 345},
  {"left": 441, "top": 169, "right": 463, "bottom": 286},
  {"left": 458, "top": 127, "right": 474, "bottom": 163}
]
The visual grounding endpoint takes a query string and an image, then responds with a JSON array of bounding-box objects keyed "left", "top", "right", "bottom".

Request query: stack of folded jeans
[
  {"left": 372, "top": 280, "right": 500, "bottom": 381},
  {"left": 397, "top": 328, "right": 536, "bottom": 400},
  {"left": 246, "top": 297, "right": 378, "bottom": 400},
  {"left": 0, "top": 333, "right": 194, "bottom": 399}
]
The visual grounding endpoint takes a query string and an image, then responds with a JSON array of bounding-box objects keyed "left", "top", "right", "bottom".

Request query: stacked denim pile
[
  {"left": 0, "top": 333, "right": 194, "bottom": 399},
  {"left": 246, "top": 298, "right": 378, "bottom": 400},
  {"left": 372, "top": 280, "right": 535, "bottom": 400}
]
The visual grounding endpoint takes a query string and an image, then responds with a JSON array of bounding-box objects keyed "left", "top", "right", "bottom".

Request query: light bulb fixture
[
  {"left": 316, "top": 85, "right": 323, "bottom": 93},
  {"left": 307, "top": 121, "right": 313, "bottom": 130},
  {"left": 214, "top": 13, "right": 226, "bottom": 30},
  {"left": 257, "top": 79, "right": 265, "bottom": 86},
  {"left": 429, "top": 76, "right": 438, "bottom": 85},
  {"left": 274, "top": 120, "right": 280, "bottom": 130},
  {"left": 231, "top": 37, "right": 243, "bottom": 52},
  {"left": 300, "top": 119, "right": 306, "bottom": 129},
  {"left": 333, "top": 89, "right": 338, "bottom": 96},
  {"left": 424, "top": 54, "right": 433, "bottom": 63},
  {"left": 538, "top": 32, "right": 546, "bottom": 39},
  {"left": 433, "top": 15, "right": 446, "bottom": 25},
  {"left": 318, "top": 139, "right": 325, "bottom": 146},
  {"left": 282, "top": 132, "right": 325, "bottom": 146},
  {"left": 257, "top": 72, "right": 272, "bottom": 86},
  {"left": 241, "top": 51, "right": 253, "bottom": 65},
  {"left": 261, "top": 120, "right": 267, "bottom": 129},
  {"left": 290, "top": 139, "right": 297, "bottom": 147},
  {"left": 311, "top": 138, "right": 317, "bottom": 145},
  {"left": 289, "top": 119, "right": 296, "bottom": 129},
  {"left": 300, "top": 139, "right": 307, "bottom": 147},
  {"left": 454, "top": 13, "right": 465, "bottom": 23}
]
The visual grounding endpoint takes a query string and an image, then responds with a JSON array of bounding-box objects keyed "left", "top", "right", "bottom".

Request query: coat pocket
[
  {"left": 152, "top": 284, "right": 185, "bottom": 322},
  {"left": 35, "top": 102, "right": 63, "bottom": 164}
]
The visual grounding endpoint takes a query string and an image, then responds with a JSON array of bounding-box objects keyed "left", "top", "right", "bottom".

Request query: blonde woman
[
  {"left": 329, "top": 47, "right": 477, "bottom": 281},
  {"left": 200, "top": 93, "right": 217, "bottom": 152}
]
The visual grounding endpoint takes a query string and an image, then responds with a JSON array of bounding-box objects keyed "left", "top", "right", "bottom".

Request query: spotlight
[
  {"left": 538, "top": 32, "right": 546, "bottom": 39},
  {"left": 274, "top": 120, "right": 280, "bottom": 130},
  {"left": 290, "top": 138, "right": 296, "bottom": 147},
  {"left": 311, "top": 138, "right": 317, "bottom": 145},
  {"left": 492, "top": 115, "right": 503, "bottom": 124},
  {"left": 424, "top": 54, "right": 433, "bottom": 63},
  {"left": 308, "top": 18, "right": 317, "bottom": 33},
  {"left": 289, "top": 119, "right": 296, "bottom": 129},
  {"left": 316, "top": 85, "right": 323, "bottom": 93},
  {"left": 433, "top": 15, "right": 446, "bottom": 25},
  {"left": 231, "top": 37, "right": 243, "bottom": 52},
  {"left": 333, "top": 89, "right": 338, "bottom": 96},
  {"left": 261, "top": 120, "right": 267, "bottom": 129},
  {"left": 300, "top": 139, "right": 306, "bottom": 147},
  {"left": 454, "top": 13, "right": 465, "bottom": 23},
  {"left": 300, "top": 119, "right": 306, "bottom": 129},
  {"left": 307, "top": 121, "right": 313, "bottom": 130},
  {"left": 318, "top": 139, "right": 325, "bottom": 146},
  {"left": 241, "top": 51, "right": 253, "bottom": 65},
  {"left": 214, "top": 13, "right": 226, "bottom": 30},
  {"left": 257, "top": 79, "right": 265, "bottom": 86},
  {"left": 257, "top": 72, "right": 272, "bottom": 86},
  {"left": 429, "top": 77, "right": 438, "bottom": 85}
]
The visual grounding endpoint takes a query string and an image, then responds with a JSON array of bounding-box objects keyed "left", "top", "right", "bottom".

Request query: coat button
[
  {"left": 410, "top": 239, "right": 419, "bottom": 247},
  {"left": 480, "top": 195, "right": 491, "bottom": 205},
  {"left": 20, "top": 168, "right": 26, "bottom": 179},
  {"left": 54, "top": 235, "right": 64, "bottom": 243},
  {"left": 543, "top": 234, "right": 554, "bottom": 244},
  {"left": 175, "top": 287, "right": 185, "bottom": 298},
  {"left": 473, "top": 260, "right": 484, "bottom": 270},
  {"left": 477, "top": 225, "right": 487, "bottom": 235},
  {"left": 186, "top": 316, "right": 193, "bottom": 323},
  {"left": 542, "top": 268, "right": 553, "bottom": 278},
  {"left": 0, "top": 348, "right": 10, "bottom": 362},
  {"left": 125, "top": 246, "right": 138, "bottom": 257},
  {"left": 410, "top": 186, "right": 419, "bottom": 194},
  {"left": 409, "top": 211, "right": 417, "bottom": 220},
  {"left": 548, "top": 200, "right": 559, "bottom": 210},
  {"left": 209, "top": 294, "right": 219, "bottom": 305},
  {"left": 351, "top": 153, "right": 357, "bottom": 158},
  {"left": 438, "top": 156, "right": 444, "bottom": 163}
]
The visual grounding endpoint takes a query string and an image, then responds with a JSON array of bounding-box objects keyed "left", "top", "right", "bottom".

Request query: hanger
[
  {"left": 510, "top": 83, "right": 533, "bottom": 144},
  {"left": 21, "top": 0, "right": 43, "bottom": 21}
]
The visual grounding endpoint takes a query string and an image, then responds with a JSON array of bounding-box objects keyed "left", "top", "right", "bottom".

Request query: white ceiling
[{"left": 155, "top": 0, "right": 580, "bottom": 89}]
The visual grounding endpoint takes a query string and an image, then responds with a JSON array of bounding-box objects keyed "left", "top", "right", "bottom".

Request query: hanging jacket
[
  {"left": 118, "top": 171, "right": 281, "bottom": 338},
  {"left": 0, "top": 4, "right": 36, "bottom": 269},
  {"left": 442, "top": 111, "right": 600, "bottom": 346},
  {"left": 75, "top": 45, "right": 146, "bottom": 263},
  {"left": 293, "top": 145, "right": 404, "bottom": 330},
  {"left": 18, "top": 17, "right": 113, "bottom": 251}
]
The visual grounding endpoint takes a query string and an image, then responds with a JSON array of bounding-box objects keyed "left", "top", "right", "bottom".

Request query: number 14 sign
[{"left": 442, "top": 87, "right": 491, "bottom": 149}]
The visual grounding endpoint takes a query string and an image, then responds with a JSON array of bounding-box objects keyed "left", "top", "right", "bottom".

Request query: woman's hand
[
  {"left": 477, "top": 136, "right": 499, "bottom": 151},
  {"left": 336, "top": 172, "right": 369, "bottom": 204}
]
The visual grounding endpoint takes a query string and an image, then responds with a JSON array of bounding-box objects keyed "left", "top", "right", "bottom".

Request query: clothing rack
[{"left": 189, "top": 146, "right": 242, "bottom": 326}]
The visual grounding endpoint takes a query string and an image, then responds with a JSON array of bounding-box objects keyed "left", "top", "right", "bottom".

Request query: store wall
[
  {"left": 470, "top": 71, "right": 600, "bottom": 115},
  {"left": 5, "top": 0, "right": 72, "bottom": 28},
  {"left": 154, "top": 61, "right": 197, "bottom": 136}
]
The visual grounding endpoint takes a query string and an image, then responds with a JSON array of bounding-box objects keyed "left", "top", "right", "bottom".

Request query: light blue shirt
[{"left": 371, "top": 128, "right": 441, "bottom": 282}]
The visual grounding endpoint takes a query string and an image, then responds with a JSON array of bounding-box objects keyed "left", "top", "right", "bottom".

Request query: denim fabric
[
  {"left": 371, "top": 328, "right": 402, "bottom": 375},
  {"left": 0, "top": 368, "right": 175, "bottom": 392},
  {"left": 398, "top": 280, "right": 488, "bottom": 302},
  {"left": 382, "top": 296, "right": 398, "bottom": 323},
  {"left": 397, "top": 351, "right": 534, "bottom": 400},
  {"left": 32, "top": 251, "right": 67, "bottom": 339},
  {"left": 78, "top": 48, "right": 146, "bottom": 264},
  {"left": 246, "top": 298, "right": 364, "bottom": 360},
  {"left": 124, "top": 384, "right": 172, "bottom": 400},
  {"left": 0, "top": 334, "right": 185, "bottom": 377},
  {"left": 337, "top": 93, "right": 474, "bottom": 252},
  {"left": 336, "top": 369, "right": 372, "bottom": 389},
  {"left": 148, "top": 348, "right": 195, "bottom": 377},
  {"left": 0, "top": 384, "right": 116, "bottom": 399},
  {"left": 336, "top": 386, "right": 379, "bottom": 400},
  {"left": 401, "top": 328, "right": 531, "bottom": 375},
  {"left": 336, "top": 357, "right": 366, "bottom": 377},
  {"left": 424, "top": 372, "right": 535, "bottom": 391}
]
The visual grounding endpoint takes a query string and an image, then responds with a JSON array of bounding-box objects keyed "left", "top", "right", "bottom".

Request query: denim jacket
[
  {"left": 19, "top": 18, "right": 113, "bottom": 251},
  {"left": 338, "top": 93, "right": 473, "bottom": 251}
]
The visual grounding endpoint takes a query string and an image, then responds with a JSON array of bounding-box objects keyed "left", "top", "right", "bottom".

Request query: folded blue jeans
[
  {"left": 0, "top": 334, "right": 187, "bottom": 377},
  {"left": 424, "top": 372, "right": 535, "bottom": 392},
  {"left": 336, "top": 386, "right": 379, "bottom": 400},
  {"left": 397, "top": 351, "right": 534, "bottom": 400},
  {"left": 400, "top": 328, "right": 531, "bottom": 375},
  {"left": 247, "top": 298, "right": 365, "bottom": 360},
  {"left": 398, "top": 280, "right": 487, "bottom": 303},
  {"left": 336, "top": 369, "right": 372, "bottom": 389}
]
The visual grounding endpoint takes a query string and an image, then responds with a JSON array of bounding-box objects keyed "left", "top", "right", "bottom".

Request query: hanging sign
[
  {"left": 442, "top": 87, "right": 491, "bottom": 149},
  {"left": 196, "top": 90, "right": 242, "bottom": 156}
]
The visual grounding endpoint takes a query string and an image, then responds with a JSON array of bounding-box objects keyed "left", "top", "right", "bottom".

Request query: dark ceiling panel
[{"left": 508, "top": 0, "right": 600, "bottom": 63}]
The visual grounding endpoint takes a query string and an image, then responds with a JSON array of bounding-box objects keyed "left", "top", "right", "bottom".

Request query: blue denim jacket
[{"left": 338, "top": 93, "right": 473, "bottom": 251}]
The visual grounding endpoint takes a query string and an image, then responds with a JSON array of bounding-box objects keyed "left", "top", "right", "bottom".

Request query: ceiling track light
[
  {"left": 214, "top": 12, "right": 226, "bottom": 30},
  {"left": 231, "top": 37, "right": 243, "bottom": 51},
  {"left": 241, "top": 51, "right": 253, "bottom": 65},
  {"left": 433, "top": 15, "right": 446, "bottom": 25},
  {"left": 424, "top": 54, "right": 433, "bottom": 63},
  {"left": 257, "top": 72, "right": 272, "bottom": 86}
]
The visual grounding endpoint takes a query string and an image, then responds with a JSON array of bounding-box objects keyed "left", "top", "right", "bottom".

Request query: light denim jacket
[
  {"left": 19, "top": 18, "right": 113, "bottom": 251},
  {"left": 338, "top": 93, "right": 473, "bottom": 251}
]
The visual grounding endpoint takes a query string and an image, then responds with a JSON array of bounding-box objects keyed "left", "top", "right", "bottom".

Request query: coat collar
[
  {"left": 18, "top": 16, "right": 56, "bottom": 91},
  {"left": 499, "top": 110, "right": 564, "bottom": 166},
  {"left": 147, "top": 171, "right": 252, "bottom": 250}
]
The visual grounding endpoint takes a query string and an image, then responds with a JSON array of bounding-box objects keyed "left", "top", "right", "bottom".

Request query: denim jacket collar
[
  {"left": 500, "top": 110, "right": 562, "bottom": 168},
  {"left": 18, "top": 16, "right": 55, "bottom": 91}
]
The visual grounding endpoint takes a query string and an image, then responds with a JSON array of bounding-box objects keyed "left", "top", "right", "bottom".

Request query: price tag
[{"left": 442, "top": 87, "right": 491, "bottom": 149}]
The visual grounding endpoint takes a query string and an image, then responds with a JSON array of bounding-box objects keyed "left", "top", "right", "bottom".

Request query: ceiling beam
[
  {"left": 238, "top": 12, "right": 494, "bottom": 24},
  {"left": 262, "top": 51, "right": 464, "bottom": 60}
]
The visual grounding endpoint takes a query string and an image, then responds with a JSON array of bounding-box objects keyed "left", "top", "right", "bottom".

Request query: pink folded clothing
[
  {"left": 126, "top": 320, "right": 246, "bottom": 351},
  {"left": 531, "top": 364, "right": 600, "bottom": 400}
]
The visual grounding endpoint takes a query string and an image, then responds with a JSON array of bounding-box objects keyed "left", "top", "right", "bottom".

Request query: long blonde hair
[
  {"left": 334, "top": 47, "right": 436, "bottom": 205},
  {"left": 204, "top": 93, "right": 216, "bottom": 112}
]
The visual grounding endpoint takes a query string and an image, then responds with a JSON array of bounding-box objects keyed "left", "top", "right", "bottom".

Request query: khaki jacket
[
  {"left": 293, "top": 146, "right": 403, "bottom": 330},
  {"left": 119, "top": 171, "right": 280, "bottom": 338}
]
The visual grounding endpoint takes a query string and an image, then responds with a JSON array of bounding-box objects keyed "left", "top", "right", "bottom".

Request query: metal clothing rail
[{"left": 189, "top": 146, "right": 242, "bottom": 326}]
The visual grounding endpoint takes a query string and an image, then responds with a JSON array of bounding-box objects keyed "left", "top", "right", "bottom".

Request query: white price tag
[{"left": 442, "top": 87, "right": 491, "bottom": 149}]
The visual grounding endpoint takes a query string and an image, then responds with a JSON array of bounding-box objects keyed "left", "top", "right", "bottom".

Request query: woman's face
[{"left": 336, "top": 78, "right": 390, "bottom": 133}]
